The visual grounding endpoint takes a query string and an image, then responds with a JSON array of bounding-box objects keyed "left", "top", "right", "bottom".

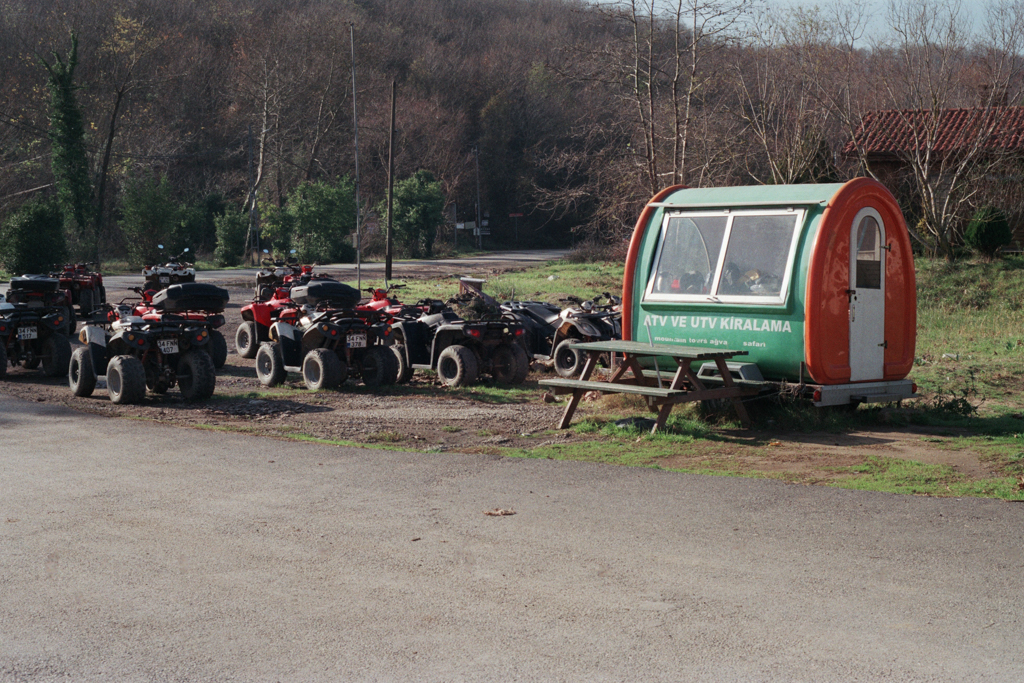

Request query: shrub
[
  {"left": 376, "top": 170, "right": 445, "bottom": 258},
  {"left": 0, "top": 198, "right": 67, "bottom": 274},
  {"left": 289, "top": 178, "right": 356, "bottom": 263},
  {"left": 119, "top": 174, "right": 179, "bottom": 265},
  {"left": 214, "top": 208, "right": 249, "bottom": 266},
  {"left": 964, "top": 206, "right": 1013, "bottom": 258}
]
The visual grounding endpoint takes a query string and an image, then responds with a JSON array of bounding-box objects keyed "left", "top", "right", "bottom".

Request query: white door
[{"left": 849, "top": 208, "right": 886, "bottom": 381}]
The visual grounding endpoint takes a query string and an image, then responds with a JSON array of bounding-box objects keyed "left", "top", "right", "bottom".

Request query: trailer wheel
[
  {"left": 235, "top": 321, "right": 259, "bottom": 359},
  {"left": 553, "top": 339, "right": 583, "bottom": 378},
  {"left": 303, "top": 348, "right": 344, "bottom": 391},
  {"left": 69, "top": 346, "right": 97, "bottom": 397},
  {"left": 437, "top": 344, "right": 478, "bottom": 387},
  {"left": 255, "top": 342, "right": 287, "bottom": 387}
]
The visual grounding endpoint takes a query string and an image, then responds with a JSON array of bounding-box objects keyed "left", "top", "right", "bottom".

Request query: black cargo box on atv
[
  {"left": 290, "top": 281, "right": 360, "bottom": 307},
  {"left": 151, "top": 282, "right": 229, "bottom": 313},
  {"left": 9, "top": 275, "right": 60, "bottom": 294}
]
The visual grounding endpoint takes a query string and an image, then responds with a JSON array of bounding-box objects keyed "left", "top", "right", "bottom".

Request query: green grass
[{"left": 339, "top": 259, "right": 625, "bottom": 306}]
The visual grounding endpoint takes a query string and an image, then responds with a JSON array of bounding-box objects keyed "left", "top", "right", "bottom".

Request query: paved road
[
  {"left": 2, "top": 394, "right": 1022, "bottom": 681},
  {"left": 101, "top": 249, "right": 571, "bottom": 290}
]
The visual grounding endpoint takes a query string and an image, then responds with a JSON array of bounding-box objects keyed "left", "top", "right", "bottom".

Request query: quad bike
[
  {"left": 254, "top": 280, "right": 398, "bottom": 391},
  {"left": 129, "top": 284, "right": 230, "bottom": 369},
  {"left": 0, "top": 279, "right": 72, "bottom": 379},
  {"left": 501, "top": 293, "right": 621, "bottom": 378},
  {"left": 68, "top": 284, "right": 228, "bottom": 404},
  {"left": 388, "top": 296, "right": 529, "bottom": 387},
  {"left": 361, "top": 282, "right": 407, "bottom": 312},
  {"left": 255, "top": 249, "right": 301, "bottom": 300},
  {"left": 236, "top": 262, "right": 336, "bottom": 359},
  {"left": 4, "top": 274, "right": 76, "bottom": 334},
  {"left": 142, "top": 245, "right": 195, "bottom": 290},
  {"left": 50, "top": 262, "right": 106, "bottom": 320}
]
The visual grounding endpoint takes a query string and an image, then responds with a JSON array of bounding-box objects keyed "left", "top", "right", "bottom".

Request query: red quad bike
[
  {"left": 130, "top": 285, "right": 230, "bottom": 369},
  {"left": 68, "top": 283, "right": 229, "bottom": 404},
  {"left": 0, "top": 276, "right": 73, "bottom": 379},
  {"left": 4, "top": 274, "right": 75, "bottom": 334},
  {"left": 254, "top": 280, "right": 398, "bottom": 391},
  {"left": 236, "top": 262, "right": 335, "bottom": 359},
  {"left": 50, "top": 262, "right": 106, "bottom": 321},
  {"left": 142, "top": 245, "right": 195, "bottom": 291}
]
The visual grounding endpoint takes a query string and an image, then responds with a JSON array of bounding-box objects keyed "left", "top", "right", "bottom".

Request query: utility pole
[
  {"left": 474, "top": 145, "right": 482, "bottom": 250},
  {"left": 386, "top": 80, "right": 396, "bottom": 280},
  {"left": 350, "top": 24, "right": 361, "bottom": 290}
]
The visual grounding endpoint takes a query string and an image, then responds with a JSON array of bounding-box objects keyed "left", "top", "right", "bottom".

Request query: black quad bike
[
  {"left": 254, "top": 280, "right": 398, "bottom": 391},
  {"left": 501, "top": 293, "right": 622, "bottom": 378},
  {"left": 0, "top": 278, "right": 72, "bottom": 379},
  {"left": 68, "top": 283, "right": 229, "bottom": 404},
  {"left": 142, "top": 245, "right": 196, "bottom": 291},
  {"left": 5, "top": 274, "right": 76, "bottom": 333},
  {"left": 389, "top": 303, "right": 529, "bottom": 387}
]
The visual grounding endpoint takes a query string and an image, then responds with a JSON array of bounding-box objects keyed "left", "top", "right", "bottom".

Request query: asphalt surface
[
  {"left": 2, "top": 393, "right": 1023, "bottom": 682},
  {"left": 101, "top": 249, "right": 572, "bottom": 290}
]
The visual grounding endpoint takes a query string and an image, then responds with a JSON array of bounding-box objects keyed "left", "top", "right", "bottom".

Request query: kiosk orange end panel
[
  {"left": 621, "top": 185, "right": 686, "bottom": 341},
  {"left": 805, "top": 178, "right": 915, "bottom": 384}
]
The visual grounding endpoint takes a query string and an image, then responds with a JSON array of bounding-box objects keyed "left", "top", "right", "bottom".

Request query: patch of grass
[
  {"left": 829, "top": 456, "right": 1024, "bottom": 500},
  {"left": 367, "top": 430, "right": 403, "bottom": 443},
  {"left": 441, "top": 425, "right": 462, "bottom": 433}
]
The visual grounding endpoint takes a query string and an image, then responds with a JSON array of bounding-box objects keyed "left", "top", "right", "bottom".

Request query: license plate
[
  {"left": 159, "top": 275, "right": 170, "bottom": 284},
  {"left": 157, "top": 338, "right": 179, "bottom": 354},
  {"left": 17, "top": 326, "right": 37, "bottom": 340},
  {"left": 347, "top": 332, "right": 367, "bottom": 348}
]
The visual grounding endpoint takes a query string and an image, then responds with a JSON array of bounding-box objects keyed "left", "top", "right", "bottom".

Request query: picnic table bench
[{"left": 538, "top": 340, "right": 761, "bottom": 433}]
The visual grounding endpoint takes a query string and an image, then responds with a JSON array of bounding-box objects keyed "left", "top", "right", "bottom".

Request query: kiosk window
[
  {"left": 651, "top": 216, "right": 727, "bottom": 294},
  {"left": 645, "top": 209, "right": 802, "bottom": 304}
]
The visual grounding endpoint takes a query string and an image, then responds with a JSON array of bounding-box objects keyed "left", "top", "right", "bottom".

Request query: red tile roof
[{"left": 844, "top": 107, "right": 1024, "bottom": 157}]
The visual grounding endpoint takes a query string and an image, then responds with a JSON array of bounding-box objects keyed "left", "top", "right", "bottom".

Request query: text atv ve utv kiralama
[
  {"left": 68, "top": 283, "right": 230, "bottom": 404},
  {"left": 254, "top": 280, "right": 399, "bottom": 391}
]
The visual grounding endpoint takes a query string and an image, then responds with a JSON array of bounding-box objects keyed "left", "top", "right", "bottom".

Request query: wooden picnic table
[{"left": 538, "top": 340, "right": 759, "bottom": 433}]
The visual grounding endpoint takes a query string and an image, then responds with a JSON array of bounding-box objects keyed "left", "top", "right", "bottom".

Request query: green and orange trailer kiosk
[{"left": 621, "top": 178, "right": 917, "bottom": 406}]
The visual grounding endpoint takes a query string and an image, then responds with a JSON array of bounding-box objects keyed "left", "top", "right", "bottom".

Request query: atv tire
[
  {"left": 42, "top": 333, "right": 72, "bottom": 377},
  {"left": 69, "top": 346, "right": 97, "bottom": 397},
  {"left": 437, "top": 344, "right": 478, "bottom": 387},
  {"left": 490, "top": 343, "right": 520, "bottom": 384},
  {"left": 510, "top": 342, "right": 530, "bottom": 384},
  {"left": 63, "top": 306, "right": 77, "bottom": 335},
  {"left": 391, "top": 343, "right": 413, "bottom": 384},
  {"left": 235, "top": 321, "right": 259, "bottom": 359},
  {"left": 255, "top": 342, "right": 287, "bottom": 387},
  {"left": 107, "top": 355, "right": 146, "bottom": 404},
  {"left": 209, "top": 329, "right": 228, "bottom": 369},
  {"left": 360, "top": 345, "right": 398, "bottom": 388},
  {"left": 99, "top": 285, "right": 107, "bottom": 304},
  {"left": 0, "top": 343, "right": 7, "bottom": 379},
  {"left": 79, "top": 288, "right": 94, "bottom": 318},
  {"left": 177, "top": 349, "right": 216, "bottom": 401},
  {"left": 303, "top": 348, "right": 345, "bottom": 391},
  {"left": 554, "top": 339, "right": 584, "bottom": 378}
]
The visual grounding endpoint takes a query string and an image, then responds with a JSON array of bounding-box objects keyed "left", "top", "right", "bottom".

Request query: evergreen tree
[{"left": 40, "top": 33, "right": 94, "bottom": 260}]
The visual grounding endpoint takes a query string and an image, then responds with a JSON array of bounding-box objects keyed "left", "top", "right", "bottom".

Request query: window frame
[{"left": 643, "top": 207, "right": 806, "bottom": 306}]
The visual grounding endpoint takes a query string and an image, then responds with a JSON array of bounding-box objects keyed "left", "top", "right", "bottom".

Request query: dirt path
[{"left": 0, "top": 276, "right": 998, "bottom": 486}]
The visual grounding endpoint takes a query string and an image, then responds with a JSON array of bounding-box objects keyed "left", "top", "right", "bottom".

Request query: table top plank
[{"left": 571, "top": 339, "right": 748, "bottom": 360}]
